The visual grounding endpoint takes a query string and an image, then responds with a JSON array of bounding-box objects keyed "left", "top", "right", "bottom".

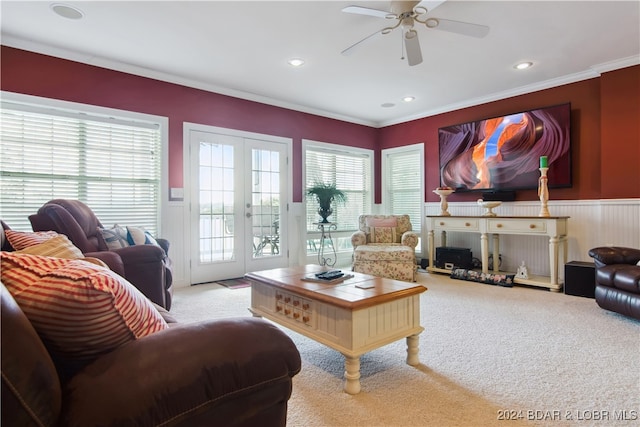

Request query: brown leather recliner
[
  {"left": 588, "top": 246, "right": 640, "bottom": 320},
  {"left": 1, "top": 283, "right": 302, "bottom": 427},
  {"left": 29, "top": 199, "right": 173, "bottom": 310}
]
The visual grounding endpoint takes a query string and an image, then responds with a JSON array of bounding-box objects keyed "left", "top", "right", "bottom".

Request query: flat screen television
[{"left": 438, "top": 103, "right": 571, "bottom": 193}]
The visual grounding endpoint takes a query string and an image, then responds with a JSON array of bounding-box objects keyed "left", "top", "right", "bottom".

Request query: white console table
[{"left": 426, "top": 216, "right": 569, "bottom": 291}]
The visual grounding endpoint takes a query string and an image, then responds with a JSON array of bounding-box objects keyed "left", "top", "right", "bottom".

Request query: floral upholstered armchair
[{"left": 351, "top": 214, "right": 419, "bottom": 282}]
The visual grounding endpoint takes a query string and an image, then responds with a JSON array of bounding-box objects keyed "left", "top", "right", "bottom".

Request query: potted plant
[{"left": 306, "top": 182, "right": 347, "bottom": 223}]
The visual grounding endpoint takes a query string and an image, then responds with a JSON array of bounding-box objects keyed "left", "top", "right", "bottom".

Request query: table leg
[
  {"left": 549, "top": 236, "right": 559, "bottom": 290},
  {"left": 481, "top": 233, "right": 489, "bottom": 273},
  {"left": 561, "top": 235, "right": 568, "bottom": 283},
  {"left": 428, "top": 230, "right": 435, "bottom": 269},
  {"left": 406, "top": 334, "right": 420, "bottom": 366},
  {"left": 492, "top": 234, "right": 500, "bottom": 272},
  {"left": 343, "top": 355, "right": 361, "bottom": 395}
]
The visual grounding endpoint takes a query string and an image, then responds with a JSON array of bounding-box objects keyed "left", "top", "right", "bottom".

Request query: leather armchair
[
  {"left": 29, "top": 199, "right": 173, "bottom": 310},
  {"left": 1, "top": 283, "right": 302, "bottom": 427},
  {"left": 588, "top": 246, "right": 640, "bottom": 320}
]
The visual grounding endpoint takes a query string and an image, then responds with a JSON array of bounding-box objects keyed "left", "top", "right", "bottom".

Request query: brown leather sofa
[
  {"left": 588, "top": 246, "right": 640, "bottom": 320},
  {"left": 29, "top": 199, "right": 173, "bottom": 310},
  {"left": 1, "top": 282, "right": 302, "bottom": 427}
]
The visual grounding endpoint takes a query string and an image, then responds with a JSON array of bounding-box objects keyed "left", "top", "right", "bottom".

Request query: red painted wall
[
  {"left": 599, "top": 66, "right": 640, "bottom": 198},
  {"left": 0, "top": 47, "right": 377, "bottom": 202},
  {"left": 380, "top": 66, "right": 639, "bottom": 203},
  {"left": 2, "top": 46, "right": 638, "bottom": 204}
]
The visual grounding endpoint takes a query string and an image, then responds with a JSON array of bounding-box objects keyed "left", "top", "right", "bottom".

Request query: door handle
[{"left": 246, "top": 212, "right": 252, "bottom": 218}]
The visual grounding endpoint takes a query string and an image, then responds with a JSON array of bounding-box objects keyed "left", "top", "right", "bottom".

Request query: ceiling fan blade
[
  {"left": 416, "top": 1, "right": 447, "bottom": 13},
  {"left": 405, "top": 32, "right": 423, "bottom": 66},
  {"left": 341, "top": 28, "right": 384, "bottom": 56},
  {"left": 428, "top": 18, "right": 489, "bottom": 38},
  {"left": 342, "top": 5, "right": 393, "bottom": 19}
]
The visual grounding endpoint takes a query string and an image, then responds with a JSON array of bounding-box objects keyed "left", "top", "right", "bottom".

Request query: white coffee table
[{"left": 246, "top": 265, "right": 426, "bottom": 394}]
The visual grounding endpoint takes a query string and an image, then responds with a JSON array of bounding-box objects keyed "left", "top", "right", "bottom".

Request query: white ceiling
[{"left": 1, "top": 1, "right": 639, "bottom": 127}]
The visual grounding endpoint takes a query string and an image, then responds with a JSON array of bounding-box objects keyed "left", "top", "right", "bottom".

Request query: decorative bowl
[
  {"left": 477, "top": 199, "right": 502, "bottom": 216},
  {"left": 433, "top": 188, "right": 454, "bottom": 197}
]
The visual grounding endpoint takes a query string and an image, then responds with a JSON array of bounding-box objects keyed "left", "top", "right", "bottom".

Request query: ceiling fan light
[
  {"left": 425, "top": 18, "right": 439, "bottom": 28},
  {"left": 405, "top": 29, "right": 418, "bottom": 40},
  {"left": 401, "top": 16, "right": 414, "bottom": 29},
  {"left": 414, "top": 6, "right": 428, "bottom": 16}
]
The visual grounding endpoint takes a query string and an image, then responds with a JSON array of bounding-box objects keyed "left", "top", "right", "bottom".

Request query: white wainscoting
[
  {"left": 424, "top": 198, "right": 640, "bottom": 277},
  {"left": 166, "top": 198, "right": 639, "bottom": 286},
  {"left": 161, "top": 202, "right": 187, "bottom": 287}
]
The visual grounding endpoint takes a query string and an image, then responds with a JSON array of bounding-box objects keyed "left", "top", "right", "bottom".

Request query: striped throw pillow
[
  {"left": 15, "top": 235, "right": 84, "bottom": 259},
  {"left": 5, "top": 230, "right": 59, "bottom": 250},
  {"left": 0, "top": 252, "right": 168, "bottom": 363}
]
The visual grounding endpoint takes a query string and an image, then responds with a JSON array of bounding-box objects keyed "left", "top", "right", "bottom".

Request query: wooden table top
[{"left": 245, "top": 265, "right": 426, "bottom": 310}]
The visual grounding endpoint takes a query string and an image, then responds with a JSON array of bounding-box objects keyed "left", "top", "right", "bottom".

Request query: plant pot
[{"left": 318, "top": 207, "right": 332, "bottom": 223}]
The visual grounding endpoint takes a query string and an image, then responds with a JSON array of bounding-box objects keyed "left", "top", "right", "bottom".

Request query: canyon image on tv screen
[{"left": 438, "top": 103, "right": 572, "bottom": 192}]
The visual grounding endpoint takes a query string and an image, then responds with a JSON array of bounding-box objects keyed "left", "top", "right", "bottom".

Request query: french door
[{"left": 188, "top": 128, "right": 289, "bottom": 284}]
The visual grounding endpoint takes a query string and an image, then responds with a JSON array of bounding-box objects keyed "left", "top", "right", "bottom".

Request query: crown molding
[
  {"left": 4, "top": 36, "right": 638, "bottom": 129},
  {"left": 2, "top": 37, "right": 377, "bottom": 127},
  {"left": 378, "top": 55, "right": 640, "bottom": 128}
]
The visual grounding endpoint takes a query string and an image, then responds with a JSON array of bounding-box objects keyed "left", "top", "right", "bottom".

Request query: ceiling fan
[{"left": 341, "top": 0, "right": 489, "bottom": 66}]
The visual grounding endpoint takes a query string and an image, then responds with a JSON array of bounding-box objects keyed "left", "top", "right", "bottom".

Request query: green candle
[{"left": 540, "top": 156, "right": 548, "bottom": 168}]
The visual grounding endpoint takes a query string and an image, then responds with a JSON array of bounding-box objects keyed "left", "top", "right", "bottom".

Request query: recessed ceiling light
[
  {"left": 514, "top": 61, "right": 533, "bottom": 70},
  {"left": 287, "top": 58, "right": 305, "bottom": 67},
  {"left": 381, "top": 103, "right": 395, "bottom": 108},
  {"left": 403, "top": 96, "right": 415, "bottom": 102},
  {"left": 50, "top": 3, "right": 84, "bottom": 20}
]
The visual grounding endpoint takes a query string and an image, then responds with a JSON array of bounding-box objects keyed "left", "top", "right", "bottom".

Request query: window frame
[
  {"left": 382, "top": 143, "right": 425, "bottom": 256},
  {"left": 302, "top": 139, "right": 373, "bottom": 261},
  {"left": 0, "top": 91, "right": 169, "bottom": 234}
]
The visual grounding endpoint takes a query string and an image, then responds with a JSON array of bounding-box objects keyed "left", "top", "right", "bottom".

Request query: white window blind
[
  {"left": 0, "top": 102, "right": 161, "bottom": 234},
  {"left": 304, "top": 144, "right": 372, "bottom": 234},
  {"left": 384, "top": 146, "right": 424, "bottom": 240}
]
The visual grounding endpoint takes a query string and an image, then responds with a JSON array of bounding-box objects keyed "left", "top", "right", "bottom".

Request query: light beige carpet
[{"left": 170, "top": 271, "right": 640, "bottom": 427}]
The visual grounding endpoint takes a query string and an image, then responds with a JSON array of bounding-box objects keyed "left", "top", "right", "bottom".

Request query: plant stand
[{"left": 314, "top": 222, "right": 337, "bottom": 266}]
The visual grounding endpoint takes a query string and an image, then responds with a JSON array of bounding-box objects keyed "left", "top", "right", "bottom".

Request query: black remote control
[{"left": 316, "top": 270, "right": 343, "bottom": 280}]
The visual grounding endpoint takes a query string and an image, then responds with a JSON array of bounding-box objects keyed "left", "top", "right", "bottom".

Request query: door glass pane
[
  {"left": 199, "top": 141, "right": 235, "bottom": 262},
  {"left": 252, "top": 148, "right": 280, "bottom": 258}
]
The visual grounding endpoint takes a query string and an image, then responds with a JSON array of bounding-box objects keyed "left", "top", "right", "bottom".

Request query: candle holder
[
  {"left": 538, "top": 167, "right": 550, "bottom": 217},
  {"left": 433, "top": 188, "right": 454, "bottom": 216}
]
